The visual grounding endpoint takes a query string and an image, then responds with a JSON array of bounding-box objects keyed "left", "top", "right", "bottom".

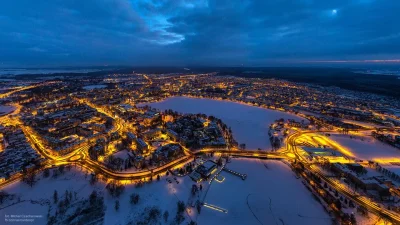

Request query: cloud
[
  {"left": 0, "top": 0, "right": 399, "bottom": 66},
  {"left": 28, "top": 47, "right": 47, "bottom": 52}
]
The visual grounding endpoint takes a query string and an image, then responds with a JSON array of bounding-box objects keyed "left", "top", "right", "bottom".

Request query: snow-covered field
[
  {"left": 0, "top": 166, "right": 194, "bottom": 225},
  {"left": 329, "top": 134, "right": 400, "bottom": 161},
  {"left": 83, "top": 85, "right": 107, "bottom": 90},
  {"left": 139, "top": 97, "right": 305, "bottom": 150},
  {"left": 341, "top": 119, "right": 387, "bottom": 129},
  {"left": 0, "top": 159, "right": 333, "bottom": 225},
  {"left": 197, "top": 158, "right": 332, "bottom": 225},
  {"left": 0, "top": 105, "right": 16, "bottom": 115},
  {"left": 1, "top": 167, "right": 96, "bottom": 225}
]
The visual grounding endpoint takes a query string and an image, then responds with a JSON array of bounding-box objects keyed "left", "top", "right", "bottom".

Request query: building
[
  {"left": 195, "top": 160, "right": 217, "bottom": 178},
  {"left": 136, "top": 138, "right": 149, "bottom": 153},
  {"left": 167, "top": 129, "right": 179, "bottom": 141},
  {"left": 89, "top": 144, "right": 105, "bottom": 160},
  {"left": 127, "top": 132, "right": 137, "bottom": 143},
  {"left": 331, "top": 163, "right": 391, "bottom": 200}
]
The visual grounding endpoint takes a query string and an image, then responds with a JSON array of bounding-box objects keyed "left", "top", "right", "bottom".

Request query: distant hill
[
  {"left": 214, "top": 67, "right": 400, "bottom": 97},
  {"left": 10, "top": 66, "right": 400, "bottom": 97}
]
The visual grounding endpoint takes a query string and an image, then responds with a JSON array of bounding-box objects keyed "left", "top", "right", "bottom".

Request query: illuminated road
[
  {"left": 287, "top": 130, "right": 400, "bottom": 224},
  {"left": 0, "top": 81, "right": 58, "bottom": 99},
  {"left": 0, "top": 85, "right": 37, "bottom": 99},
  {"left": 0, "top": 135, "right": 287, "bottom": 189},
  {"left": 68, "top": 148, "right": 287, "bottom": 181}
]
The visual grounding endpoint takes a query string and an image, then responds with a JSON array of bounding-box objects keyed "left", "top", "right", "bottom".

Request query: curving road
[{"left": 287, "top": 130, "right": 400, "bottom": 224}]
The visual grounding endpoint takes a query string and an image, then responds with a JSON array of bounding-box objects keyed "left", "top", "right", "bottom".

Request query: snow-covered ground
[
  {"left": 0, "top": 166, "right": 195, "bottom": 225},
  {"left": 1, "top": 167, "right": 97, "bottom": 225},
  {"left": 382, "top": 165, "right": 400, "bottom": 177},
  {"left": 103, "top": 175, "right": 193, "bottom": 225},
  {"left": 111, "top": 149, "right": 130, "bottom": 160},
  {"left": 83, "top": 85, "right": 107, "bottom": 90},
  {"left": 1, "top": 159, "right": 334, "bottom": 225},
  {"left": 0, "top": 105, "right": 16, "bottom": 115},
  {"left": 139, "top": 97, "right": 305, "bottom": 150},
  {"left": 197, "top": 158, "right": 332, "bottom": 225},
  {"left": 341, "top": 119, "right": 388, "bottom": 129},
  {"left": 329, "top": 134, "right": 400, "bottom": 161}
]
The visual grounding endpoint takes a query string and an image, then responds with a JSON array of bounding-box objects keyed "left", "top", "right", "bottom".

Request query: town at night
[{"left": 1, "top": 1, "right": 400, "bottom": 225}]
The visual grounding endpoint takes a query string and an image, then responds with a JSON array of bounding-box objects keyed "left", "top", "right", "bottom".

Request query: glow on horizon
[{"left": 303, "top": 59, "right": 400, "bottom": 63}]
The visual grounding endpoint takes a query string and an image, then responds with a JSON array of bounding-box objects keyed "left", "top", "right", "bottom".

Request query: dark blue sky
[{"left": 1, "top": 0, "right": 399, "bottom": 67}]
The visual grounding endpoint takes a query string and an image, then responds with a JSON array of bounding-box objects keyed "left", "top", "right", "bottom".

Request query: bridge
[
  {"left": 196, "top": 148, "right": 287, "bottom": 159},
  {"left": 222, "top": 167, "right": 247, "bottom": 180}
]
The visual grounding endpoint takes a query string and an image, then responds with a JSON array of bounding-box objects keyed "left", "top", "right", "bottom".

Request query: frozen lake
[
  {"left": 83, "top": 84, "right": 107, "bottom": 90},
  {"left": 139, "top": 97, "right": 305, "bottom": 150},
  {"left": 198, "top": 159, "right": 331, "bottom": 225}
]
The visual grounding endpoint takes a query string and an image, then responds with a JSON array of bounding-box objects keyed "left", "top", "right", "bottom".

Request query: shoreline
[{"left": 138, "top": 95, "right": 307, "bottom": 151}]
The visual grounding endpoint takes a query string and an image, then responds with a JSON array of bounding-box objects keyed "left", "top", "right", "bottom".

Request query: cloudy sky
[{"left": 1, "top": 0, "right": 399, "bottom": 67}]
